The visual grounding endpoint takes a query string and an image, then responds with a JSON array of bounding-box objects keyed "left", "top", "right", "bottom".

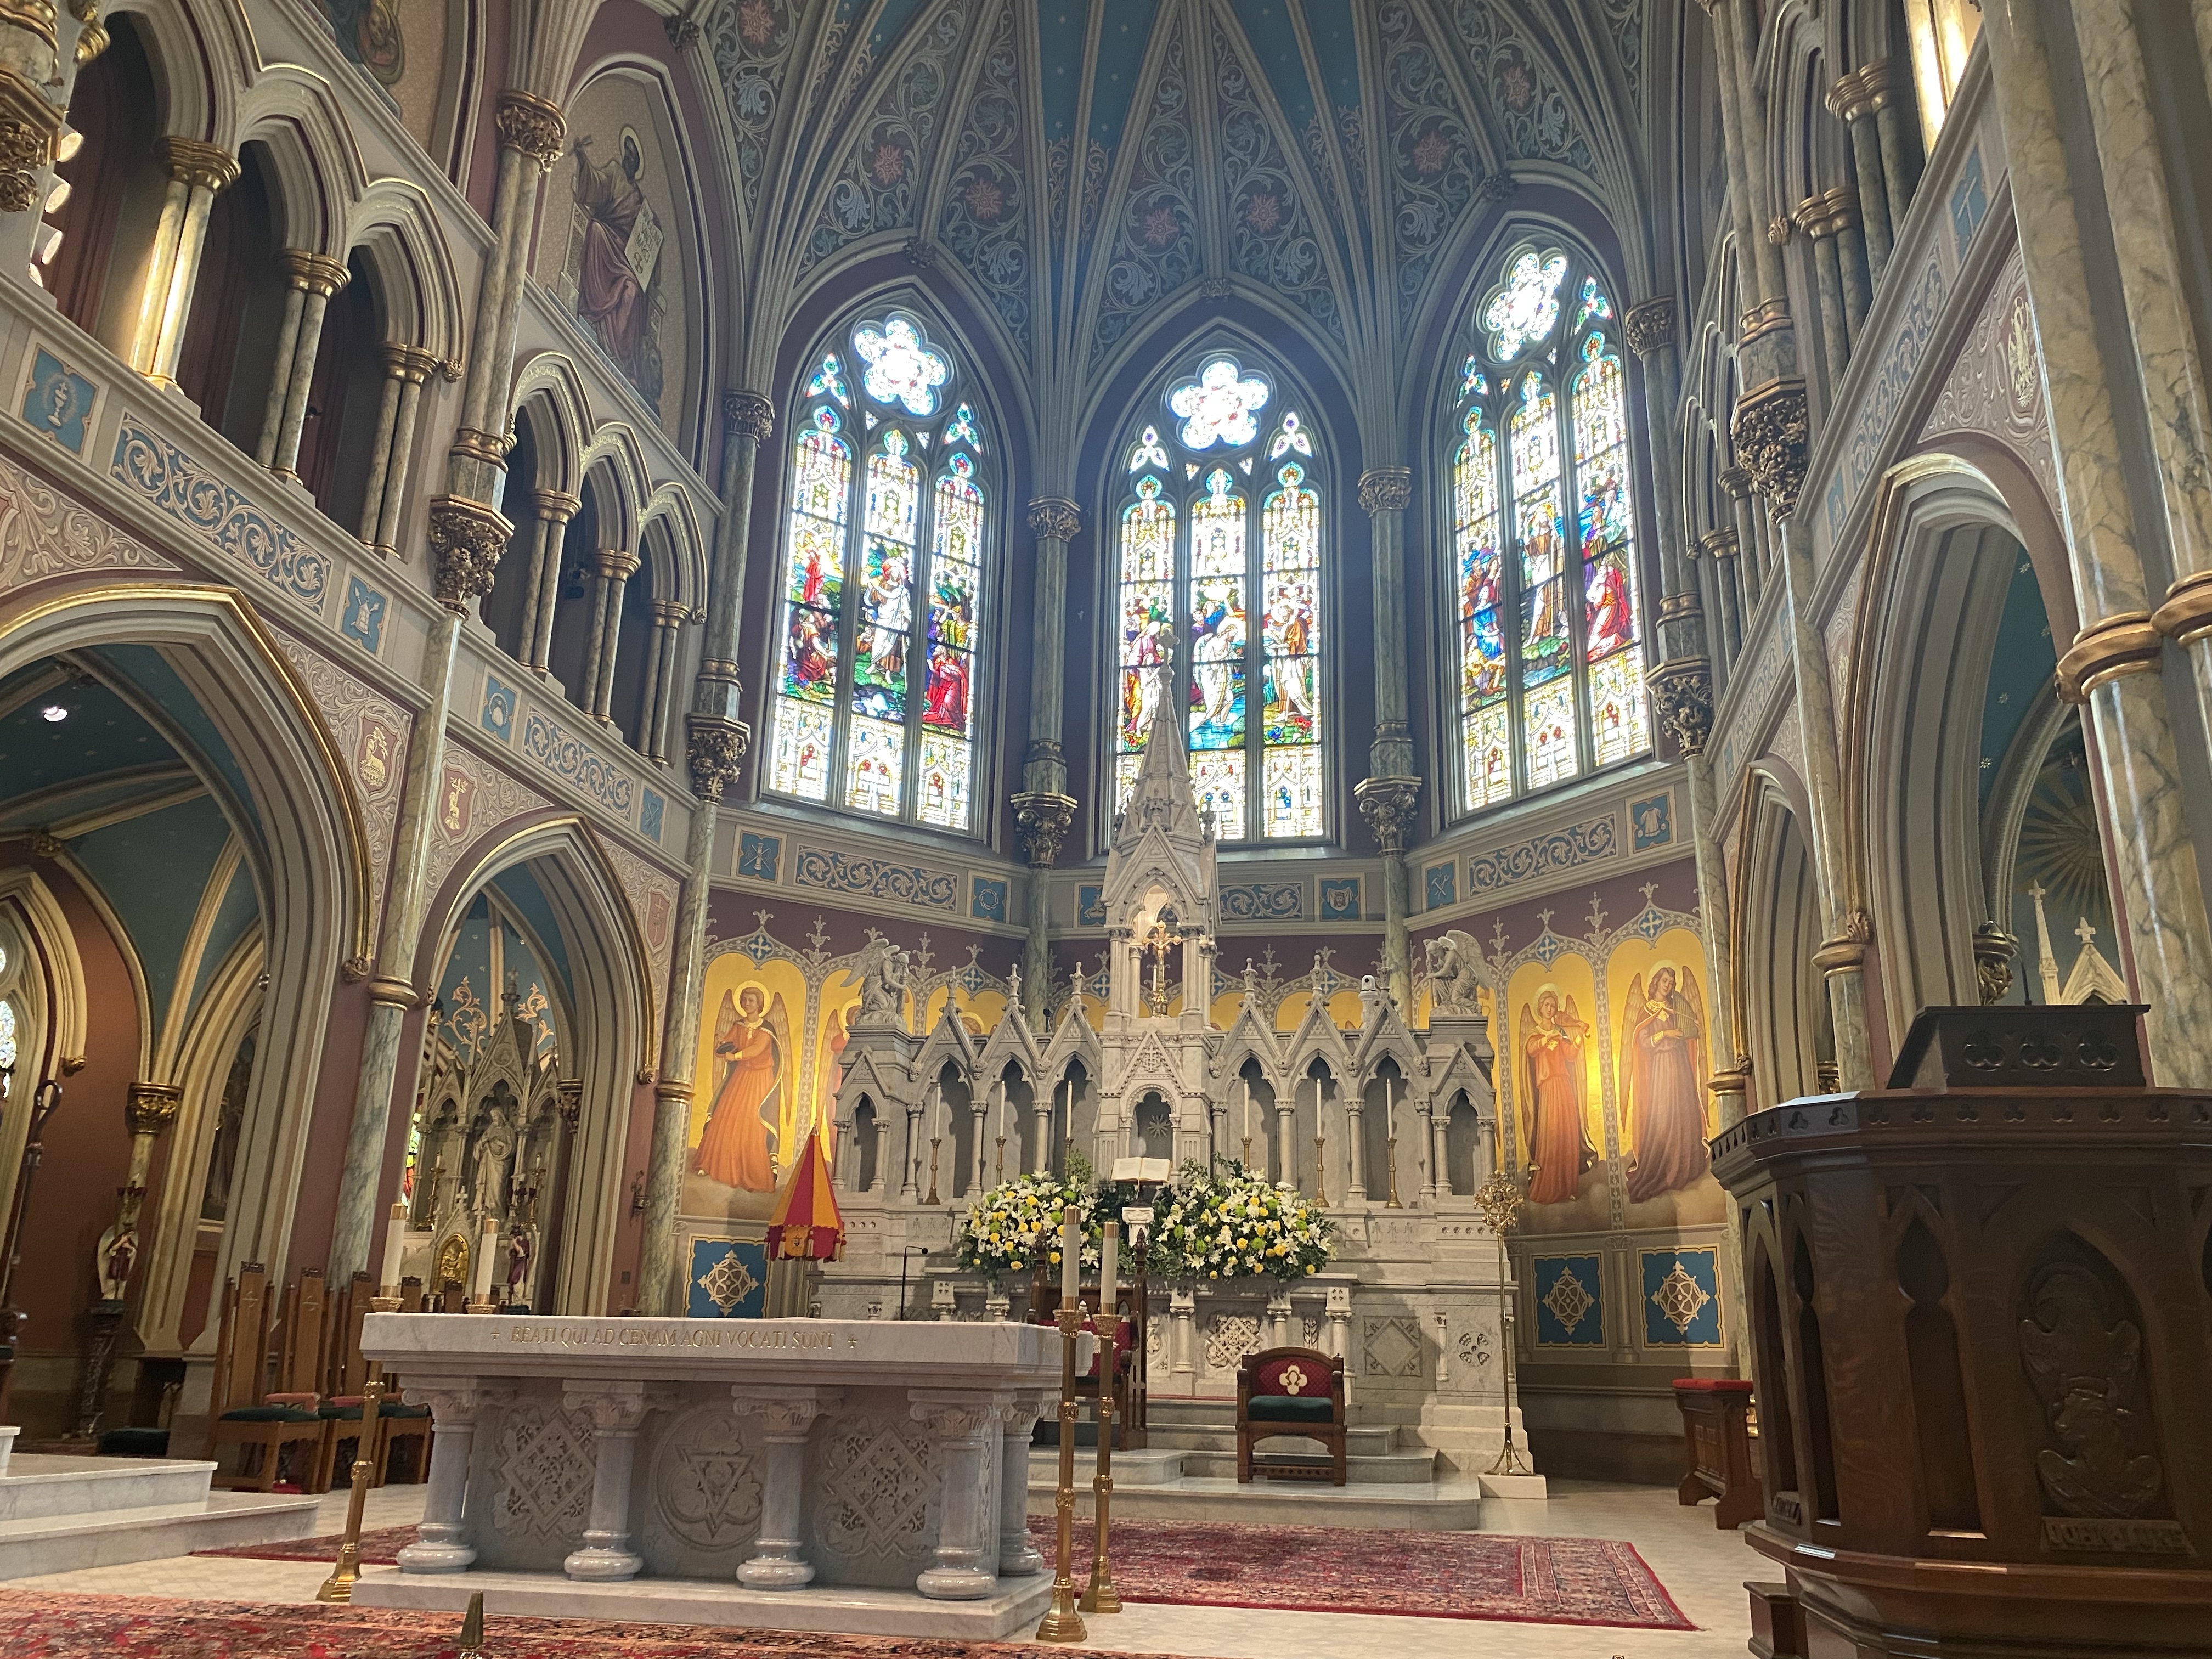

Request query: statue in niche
[
  {"left": 466, "top": 1089, "right": 519, "bottom": 1218},
  {"left": 695, "top": 985, "right": 788, "bottom": 1192},
  {"left": 1424, "top": 929, "right": 1486, "bottom": 1015},
  {"left": 1620, "top": 965, "right": 1709, "bottom": 1203}
]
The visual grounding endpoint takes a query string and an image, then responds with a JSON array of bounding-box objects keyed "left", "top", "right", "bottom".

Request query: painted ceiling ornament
[
  {"left": 1169, "top": 357, "right": 1270, "bottom": 450},
  {"left": 851, "top": 315, "right": 950, "bottom": 416},
  {"left": 1483, "top": 248, "right": 1570, "bottom": 358}
]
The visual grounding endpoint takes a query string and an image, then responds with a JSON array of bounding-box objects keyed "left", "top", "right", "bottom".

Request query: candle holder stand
[
  {"left": 926, "top": 1137, "right": 942, "bottom": 1205},
  {"left": 1034, "top": 1306, "right": 1088, "bottom": 1643},
  {"left": 315, "top": 1366, "right": 386, "bottom": 1601}
]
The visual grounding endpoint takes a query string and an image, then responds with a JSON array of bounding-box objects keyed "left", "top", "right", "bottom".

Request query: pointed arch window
[
  {"left": 1451, "top": 248, "right": 1647, "bottom": 814},
  {"left": 1113, "top": 354, "right": 1325, "bottom": 843},
  {"left": 766, "top": 313, "right": 989, "bottom": 832}
]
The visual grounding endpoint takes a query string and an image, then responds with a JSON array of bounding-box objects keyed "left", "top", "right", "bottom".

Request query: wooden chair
[
  {"left": 312, "top": 1273, "right": 432, "bottom": 1488},
  {"left": 1235, "top": 1346, "right": 1346, "bottom": 1485},
  {"left": 203, "top": 1263, "right": 325, "bottom": 1492}
]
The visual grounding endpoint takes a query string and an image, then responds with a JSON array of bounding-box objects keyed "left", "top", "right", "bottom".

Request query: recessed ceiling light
[{"left": 40, "top": 704, "right": 67, "bottom": 723}]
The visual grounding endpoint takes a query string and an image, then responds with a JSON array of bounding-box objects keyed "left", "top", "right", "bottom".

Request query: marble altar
[{"left": 354, "top": 1314, "right": 1078, "bottom": 1638}]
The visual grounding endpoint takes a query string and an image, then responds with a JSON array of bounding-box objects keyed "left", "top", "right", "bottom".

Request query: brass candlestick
[
  {"left": 1081, "top": 1319, "right": 1121, "bottom": 1613},
  {"left": 1385, "top": 1136, "right": 1401, "bottom": 1207},
  {"left": 994, "top": 1134, "right": 1006, "bottom": 1182},
  {"left": 315, "top": 1366, "right": 386, "bottom": 1602},
  {"left": 1313, "top": 1134, "right": 1328, "bottom": 1207},
  {"left": 1385, "top": 1081, "right": 1402, "bottom": 1207},
  {"left": 1240, "top": 1136, "right": 1252, "bottom": 1171},
  {"left": 927, "top": 1137, "right": 941, "bottom": 1205},
  {"left": 1034, "top": 1306, "right": 1088, "bottom": 1643},
  {"left": 1474, "top": 1169, "right": 1532, "bottom": 1477}
]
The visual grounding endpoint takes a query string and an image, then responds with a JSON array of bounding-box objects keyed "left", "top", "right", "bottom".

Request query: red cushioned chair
[{"left": 1237, "top": 1346, "right": 1346, "bottom": 1485}]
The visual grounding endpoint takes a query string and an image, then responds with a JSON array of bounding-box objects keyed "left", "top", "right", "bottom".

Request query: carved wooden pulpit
[{"left": 1711, "top": 1005, "right": 2212, "bottom": 1657}]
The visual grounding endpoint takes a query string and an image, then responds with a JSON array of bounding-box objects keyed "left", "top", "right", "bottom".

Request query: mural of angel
[
  {"left": 1520, "top": 985, "right": 1596, "bottom": 1205},
  {"left": 695, "top": 984, "right": 789, "bottom": 1191},
  {"left": 1620, "top": 964, "right": 1708, "bottom": 1202}
]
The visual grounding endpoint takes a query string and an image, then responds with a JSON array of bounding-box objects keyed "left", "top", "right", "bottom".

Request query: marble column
[
  {"left": 1793, "top": 198, "right": 1852, "bottom": 386},
  {"left": 639, "top": 392, "right": 766, "bottom": 1314},
  {"left": 1860, "top": 59, "right": 1923, "bottom": 236},
  {"left": 902, "top": 1102, "right": 923, "bottom": 1199},
  {"left": 578, "top": 548, "right": 638, "bottom": 722},
  {"left": 397, "top": 1382, "right": 513, "bottom": 1571},
  {"left": 256, "top": 250, "right": 350, "bottom": 477},
  {"left": 328, "top": 611, "right": 466, "bottom": 1279},
  {"left": 562, "top": 1383, "right": 655, "bottom": 1581},
  {"left": 1625, "top": 298, "right": 1700, "bottom": 658},
  {"left": 911, "top": 1393, "right": 1001, "bottom": 1599},
  {"left": 1697, "top": 0, "right": 1768, "bottom": 311},
  {"left": 1419, "top": 1099, "right": 1440, "bottom": 1200},
  {"left": 969, "top": 1090, "right": 989, "bottom": 1195},
  {"left": 358, "top": 345, "right": 442, "bottom": 560},
  {"left": 997, "top": 1393, "right": 1049, "bottom": 1577},
  {"left": 2070, "top": 0, "right": 2212, "bottom": 732},
  {"left": 1720, "top": 0, "right": 1791, "bottom": 309},
  {"left": 1031, "top": 1086, "right": 1053, "bottom": 1176},
  {"left": 732, "top": 1387, "right": 837, "bottom": 1588},
  {"left": 1984, "top": 0, "right": 2212, "bottom": 1082},
  {"left": 1827, "top": 68, "right": 1895, "bottom": 289},
  {"left": 1356, "top": 466, "right": 1421, "bottom": 1011},
  {"left": 522, "top": 490, "right": 581, "bottom": 673},
  {"left": 640, "top": 599, "right": 688, "bottom": 762},
  {"left": 1014, "top": 498, "right": 1081, "bottom": 1025},
  {"left": 1704, "top": 528, "right": 1745, "bottom": 664},
  {"left": 1274, "top": 1093, "right": 1297, "bottom": 1193},
  {"left": 1815, "top": 186, "right": 1873, "bottom": 340},
  {"left": 1719, "top": 466, "right": 1763, "bottom": 611},
  {"left": 130, "top": 139, "right": 239, "bottom": 387},
  {"left": 1345, "top": 1090, "right": 1366, "bottom": 1203}
]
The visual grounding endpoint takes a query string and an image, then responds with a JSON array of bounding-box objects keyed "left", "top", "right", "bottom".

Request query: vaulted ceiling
[{"left": 703, "top": 0, "right": 1659, "bottom": 446}]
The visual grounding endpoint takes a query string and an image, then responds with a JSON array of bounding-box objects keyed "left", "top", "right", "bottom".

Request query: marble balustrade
[{"left": 362, "top": 1314, "right": 1064, "bottom": 1600}]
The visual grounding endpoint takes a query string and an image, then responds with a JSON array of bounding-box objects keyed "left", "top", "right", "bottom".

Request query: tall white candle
[
  {"left": 472, "top": 1215, "right": 498, "bottom": 1301},
  {"left": 1101, "top": 1221, "right": 1118, "bottom": 1311},
  {"left": 1060, "top": 1207, "right": 1081, "bottom": 1305},
  {"left": 1240, "top": 1077, "right": 1251, "bottom": 1145},
  {"left": 379, "top": 1200, "right": 407, "bottom": 1291},
  {"left": 998, "top": 1080, "right": 1012, "bottom": 1143}
]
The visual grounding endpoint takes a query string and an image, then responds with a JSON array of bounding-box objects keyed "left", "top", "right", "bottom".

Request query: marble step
[
  {"left": 1025, "top": 1447, "right": 1186, "bottom": 1488},
  {"left": 0, "top": 1489, "right": 320, "bottom": 1580},
  {"left": 1177, "top": 1445, "right": 1440, "bottom": 1484},
  {"left": 1146, "top": 1422, "right": 1400, "bottom": 1457},
  {"left": 0, "top": 1454, "right": 219, "bottom": 1522}
]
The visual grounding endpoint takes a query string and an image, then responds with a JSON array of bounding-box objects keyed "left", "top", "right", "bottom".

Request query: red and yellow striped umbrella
[{"left": 764, "top": 1132, "right": 844, "bottom": 1261}]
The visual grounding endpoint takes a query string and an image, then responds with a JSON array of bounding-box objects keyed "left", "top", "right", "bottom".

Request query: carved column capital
[
  {"left": 722, "top": 389, "right": 775, "bottom": 443},
  {"left": 1357, "top": 467, "right": 1414, "bottom": 515},
  {"left": 732, "top": 1386, "right": 840, "bottom": 1436},
  {"left": 650, "top": 598, "right": 690, "bottom": 626},
  {"left": 1826, "top": 67, "right": 1874, "bottom": 123},
  {"left": 125, "top": 1081, "right": 183, "bottom": 1138},
  {"left": 1699, "top": 525, "right": 1742, "bottom": 560},
  {"left": 1972, "top": 923, "right": 2018, "bottom": 1006},
  {"left": 494, "top": 91, "right": 567, "bottom": 168},
  {"left": 1731, "top": 379, "right": 1810, "bottom": 511},
  {"left": 1737, "top": 297, "right": 1793, "bottom": 351},
  {"left": 427, "top": 495, "right": 516, "bottom": 613},
  {"left": 278, "top": 247, "right": 350, "bottom": 297},
  {"left": 1353, "top": 775, "right": 1422, "bottom": 855},
  {"left": 158, "top": 136, "right": 240, "bottom": 193},
  {"left": 561, "top": 1380, "right": 654, "bottom": 1434},
  {"left": 595, "top": 547, "right": 640, "bottom": 582},
  {"left": 1623, "top": 296, "right": 1677, "bottom": 357},
  {"left": 2151, "top": 568, "right": 2212, "bottom": 647},
  {"left": 1812, "top": 908, "right": 1874, "bottom": 975},
  {"left": 1717, "top": 467, "right": 1753, "bottom": 504},
  {"left": 378, "top": 341, "right": 442, "bottom": 383},
  {"left": 1026, "top": 496, "right": 1081, "bottom": 542},
  {"left": 2057, "top": 611, "right": 2163, "bottom": 703},
  {"left": 1648, "top": 657, "right": 1715, "bottom": 756},
  {"left": 909, "top": 1392, "right": 1000, "bottom": 1441},
  {"left": 531, "top": 488, "right": 582, "bottom": 525},
  {"left": 686, "top": 712, "right": 751, "bottom": 801},
  {"left": 1011, "top": 791, "right": 1077, "bottom": 868}
]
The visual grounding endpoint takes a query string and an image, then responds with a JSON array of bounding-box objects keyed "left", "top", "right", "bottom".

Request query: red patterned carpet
[
  {"left": 198, "top": 1517, "right": 1689, "bottom": 1629},
  {"left": 0, "top": 1595, "right": 1187, "bottom": 1658}
]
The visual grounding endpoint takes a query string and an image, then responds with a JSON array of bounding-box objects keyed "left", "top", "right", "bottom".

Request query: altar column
[
  {"left": 911, "top": 1393, "right": 1003, "bottom": 1599},
  {"left": 1274, "top": 1087, "right": 1297, "bottom": 1192},
  {"left": 398, "top": 1382, "right": 514, "bottom": 1571},
  {"left": 562, "top": 1381, "right": 656, "bottom": 1580},
  {"left": 997, "top": 1393, "right": 1049, "bottom": 1577},
  {"left": 1345, "top": 1087, "right": 1367, "bottom": 1203},
  {"left": 1419, "top": 1097, "right": 1441, "bottom": 1199},
  {"left": 1355, "top": 470, "right": 1422, "bottom": 1014},
  {"left": 733, "top": 1387, "right": 838, "bottom": 1588},
  {"left": 1012, "top": 498, "right": 1081, "bottom": 1023}
]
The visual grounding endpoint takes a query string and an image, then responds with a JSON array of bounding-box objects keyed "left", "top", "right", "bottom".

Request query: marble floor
[{"left": 4, "top": 1478, "right": 1759, "bottom": 1658}]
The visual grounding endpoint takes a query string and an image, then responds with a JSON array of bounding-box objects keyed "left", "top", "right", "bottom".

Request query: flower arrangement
[
  {"left": 954, "top": 1153, "right": 1101, "bottom": 1280},
  {"left": 1150, "top": 1159, "right": 1334, "bottom": 1282}
]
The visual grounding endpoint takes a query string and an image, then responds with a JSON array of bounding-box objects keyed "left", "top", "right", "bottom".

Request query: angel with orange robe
[{"left": 1521, "top": 986, "right": 1596, "bottom": 1204}]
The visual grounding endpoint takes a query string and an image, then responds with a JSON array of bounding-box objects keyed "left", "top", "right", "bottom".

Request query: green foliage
[{"left": 1148, "top": 1158, "right": 1335, "bottom": 1282}]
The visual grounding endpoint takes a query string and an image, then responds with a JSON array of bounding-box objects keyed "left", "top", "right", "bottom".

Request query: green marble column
[
  {"left": 1354, "top": 467, "right": 1420, "bottom": 1011},
  {"left": 1012, "top": 498, "right": 1080, "bottom": 1025}
]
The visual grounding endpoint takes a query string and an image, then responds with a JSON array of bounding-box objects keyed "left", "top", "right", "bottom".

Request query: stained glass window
[
  {"left": 1449, "top": 246, "right": 1649, "bottom": 814},
  {"left": 766, "top": 314, "right": 990, "bottom": 830},
  {"left": 1113, "top": 356, "right": 1327, "bottom": 843},
  {"left": 0, "top": 1000, "right": 15, "bottom": 1073}
]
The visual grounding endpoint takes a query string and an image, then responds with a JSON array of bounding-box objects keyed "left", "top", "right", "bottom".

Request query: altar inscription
[{"left": 504, "top": 1320, "right": 848, "bottom": 1351}]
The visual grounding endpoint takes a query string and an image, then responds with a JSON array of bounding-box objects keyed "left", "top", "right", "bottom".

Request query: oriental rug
[{"left": 196, "top": 1517, "right": 1690, "bottom": 1629}]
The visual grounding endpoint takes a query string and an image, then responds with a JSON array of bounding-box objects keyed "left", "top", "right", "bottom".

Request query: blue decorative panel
[
  {"left": 339, "top": 578, "right": 386, "bottom": 654},
  {"left": 21, "top": 349, "right": 93, "bottom": 453},
  {"left": 1424, "top": 861, "right": 1457, "bottom": 910},
  {"left": 970, "top": 874, "right": 1008, "bottom": 922},
  {"left": 795, "top": 847, "right": 958, "bottom": 911},
  {"left": 1629, "top": 792, "right": 1672, "bottom": 851},
  {"left": 1533, "top": 1255, "right": 1604, "bottom": 1347},
  {"left": 481, "top": 673, "right": 516, "bottom": 742},
  {"left": 1318, "top": 877, "right": 1362, "bottom": 922},
  {"left": 1077, "top": 884, "right": 1106, "bottom": 927},
  {"left": 1641, "top": 1248, "right": 1724, "bottom": 1347},
  {"left": 639, "top": 789, "right": 665, "bottom": 844},
  {"left": 687, "top": 1238, "right": 766, "bottom": 1318},
  {"left": 111, "top": 419, "right": 330, "bottom": 603},
  {"left": 1220, "top": 881, "right": 1302, "bottom": 922},
  {"left": 737, "top": 831, "right": 781, "bottom": 881},
  {"left": 1467, "top": 813, "right": 1617, "bottom": 895},
  {"left": 521, "top": 709, "right": 634, "bottom": 814},
  {"left": 1949, "top": 147, "right": 1988, "bottom": 259}
]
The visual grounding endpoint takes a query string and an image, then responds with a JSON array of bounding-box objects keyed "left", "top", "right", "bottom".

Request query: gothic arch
[
  {"left": 1734, "top": 763, "right": 1830, "bottom": 1107},
  {"left": 346, "top": 183, "right": 467, "bottom": 367}
]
